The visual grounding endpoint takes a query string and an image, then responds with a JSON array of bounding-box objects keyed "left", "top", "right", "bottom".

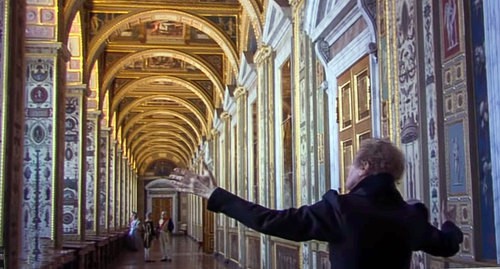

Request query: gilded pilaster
[
  {"left": 220, "top": 111, "right": 231, "bottom": 261},
  {"left": 64, "top": 85, "right": 87, "bottom": 240},
  {"left": 234, "top": 86, "right": 248, "bottom": 266},
  {"left": 86, "top": 110, "right": 101, "bottom": 235},
  {"left": 254, "top": 45, "right": 274, "bottom": 269},
  {"left": 23, "top": 42, "right": 67, "bottom": 261},
  {"left": 1, "top": 1, "right": 26, "bottom": 267}
]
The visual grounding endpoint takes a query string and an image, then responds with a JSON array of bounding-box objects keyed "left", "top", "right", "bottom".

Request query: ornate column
[
  {"left": 99, "top": 127, "right": 110, "bottom": 233},
  {"left": 64, "top": 85, "right": 87, "bottom": 240},
  {"left": 1, "top": 1, "right": 26, "bottom": 267},
  {"left": 234, "top": 86, "right": 248, "bottom": 266},
  {"left": 22, "top": 42, "right": 68, "bottom": 261},
  {"left": 254, "top": 45, "right": 275, "bottom": 269},
  {"left": 85, "top": 111, "right": 100, "bottom": 235}
]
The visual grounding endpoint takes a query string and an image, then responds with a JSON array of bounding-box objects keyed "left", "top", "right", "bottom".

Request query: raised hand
[{"left": 168, "top": 162, "right": 218, "bottom": 199}]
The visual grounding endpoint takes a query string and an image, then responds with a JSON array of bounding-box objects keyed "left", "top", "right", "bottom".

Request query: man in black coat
[{"left": 169, "top": 138, "right": 463, "bottom": 269}]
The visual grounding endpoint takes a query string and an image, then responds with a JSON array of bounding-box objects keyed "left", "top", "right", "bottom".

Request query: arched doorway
[{"left": 144, "top": 179, "right": 179, "bottom": 233}]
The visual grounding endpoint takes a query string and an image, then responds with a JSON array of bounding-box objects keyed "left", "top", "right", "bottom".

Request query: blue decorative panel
[
  {"left": 63, "top": 96, "right": 80, "bottom": 234},
  {"left": 446, "top": 121, "right": 466, "bottom": 194},
  {"left": 109, "top": 141, "right": 115, "bottom": 229},
  {"left": 469, "top": 0, "right": 497, "bottom": 259}
]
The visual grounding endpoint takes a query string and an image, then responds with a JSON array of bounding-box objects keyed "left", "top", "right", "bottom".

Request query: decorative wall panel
[
  {"left": 274, "top": 243, "right": 299, "bottom": 269},
  {"left": 246, "top": 235, "right": 260, "bottom": 269},
  {"left": 98, "top": 132, "right": 109, "bottom": 230},
  {"left": 422, "top": 0, "right": 442, "bottom": 230},
  {"left": 63, "top": 96, "right": 81, "bottom": 235},
  {"left": 23, "top": 57, "right": 55, "bottom": 260},
  {"left": 85, "top": 118, "right": 96, "bottom": 231},
  {"left": 108, "top": 140, "right": 115, "bottom": 229},
  {"left": 397, "top": 0, "right": 423, "bottom": 200}
]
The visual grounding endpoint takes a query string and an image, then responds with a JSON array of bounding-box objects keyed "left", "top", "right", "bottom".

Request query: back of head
[{"left": 354, "top": 138, "right": 405, "bottom": 180}]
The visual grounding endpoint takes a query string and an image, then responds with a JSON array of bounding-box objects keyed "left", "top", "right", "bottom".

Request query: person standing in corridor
[
  {"left": 168, "top": 138, "right": 463, "bottom": 269},
  {"left": 143, "top": 212, "right": 156, "bottom": 262},
  {"left": 158, "top": 210, "right": 174, "bottom": 262}
]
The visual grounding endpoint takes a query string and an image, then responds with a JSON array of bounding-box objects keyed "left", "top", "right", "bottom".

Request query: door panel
[{"left": 152, "top": 197, "right": 172, "bottom": 224}]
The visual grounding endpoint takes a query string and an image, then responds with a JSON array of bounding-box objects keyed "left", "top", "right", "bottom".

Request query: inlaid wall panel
[
  {"left": 272, "top": 241, "right": 299, "bottom": 269},
  {"left": 108, "top": 140, "right": 115, "bottom": 230},
  {"left": 246, "top": 234, "right": 261, "bottom": 269}
]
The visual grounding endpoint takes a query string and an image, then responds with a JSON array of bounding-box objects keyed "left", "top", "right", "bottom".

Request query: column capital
[
  {"left": 254, "top": 45, "right": 273, "bottom": 64},
  {"left": 234, "top": 86, "right": 247, "bottom": 99},
  {"left": 87, "top": 110, "right": 102, "bottom": 118},
  {"left": 220, "top": 111, "right": 231, "bottom": 120},
  {"left": 211, "top": 128, "right": 220, "bottom": 136},
  {"left": 289, "top": 0, "right": 303, "bottom": 9}
]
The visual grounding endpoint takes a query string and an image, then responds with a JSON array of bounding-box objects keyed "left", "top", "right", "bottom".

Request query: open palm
[{"left": 168, "top": 162, "right": 217, "bottom": 199}]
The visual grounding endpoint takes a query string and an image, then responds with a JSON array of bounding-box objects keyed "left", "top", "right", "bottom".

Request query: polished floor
[{"left": 110, "top": 235, "right": 229, "bottom": 269}]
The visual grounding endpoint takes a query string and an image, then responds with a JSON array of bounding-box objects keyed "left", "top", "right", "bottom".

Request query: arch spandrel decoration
[
  {"left": 140, "top": 154, "right": 186, "bottom": 175},
  {"left": 101, "top": 49, "right": 224, "bottom": 108},
  {"left": 85, "top": 9, "right": 239, "bottom": 83}
]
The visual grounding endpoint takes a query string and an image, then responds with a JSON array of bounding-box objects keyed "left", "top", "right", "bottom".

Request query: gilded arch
[
  {"left": 139, "top": 153, "right": 184, "bottom": 175},
  {"left": 85, "top": 9, "right": 239, "bottom": 82},
  {"left": 135, "top": 139, "right": 191, "bottom": 164},
  {"left": 121, "top": 110, "right": 203, "bottom": 143},
  {"left": 101, "top": 49, "right": 224, "bottom": 108},
  {"left": 137, "top": 146, "right": 189, "bottom": 168},
  {"left": 116, "top": 94, "right": 208, "bottom": 134},
  {"left": 111, "top": 75, "right": 214, "bottom": 121},
  {"left": 131, "top": 133, "right": 194, "bottom": 159},
  {"left": 127, "top": 122, "right": 198, "bottom": 152}
]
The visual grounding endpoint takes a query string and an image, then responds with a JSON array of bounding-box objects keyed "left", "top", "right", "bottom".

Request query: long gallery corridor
[
  {"left": 109, "top": 236, "right": 227, "bottom": 269},
  {"left": 2, "top": 0, "right": 500, "bottom": 268}
]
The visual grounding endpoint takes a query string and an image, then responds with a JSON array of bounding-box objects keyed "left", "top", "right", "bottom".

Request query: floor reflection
[{"left": 110, "top": 235, "right": 229, "bottom": 269}]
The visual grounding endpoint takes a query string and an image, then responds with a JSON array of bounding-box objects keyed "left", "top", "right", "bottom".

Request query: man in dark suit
[{"left": 169, "top": 138, "right": 463, "bottom": 269}]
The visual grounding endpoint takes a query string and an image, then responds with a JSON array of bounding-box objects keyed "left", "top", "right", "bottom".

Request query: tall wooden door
[
  {"left": 338, "top": 56, "right": 372, "bottom": 193},
  {"left": 152, "top": 197, "right": 172, "bottom": 224}
]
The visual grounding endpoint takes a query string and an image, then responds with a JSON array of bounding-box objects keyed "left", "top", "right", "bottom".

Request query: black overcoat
[{"left": 207, "top": 173, "right": 463, "bottom": 269}]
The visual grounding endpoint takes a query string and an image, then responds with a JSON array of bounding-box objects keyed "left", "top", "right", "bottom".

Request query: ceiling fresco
[{"left": 83, "top": 0, "right": 262, "bottom": 177}]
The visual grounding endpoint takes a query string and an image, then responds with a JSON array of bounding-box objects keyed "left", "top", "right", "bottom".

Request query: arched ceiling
[{"left": 83, "top": 0, "right": 263, "bottom": 178}]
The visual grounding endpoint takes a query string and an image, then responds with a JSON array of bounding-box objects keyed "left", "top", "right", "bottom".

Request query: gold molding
[
  {"left": 116, "top": 94, "right": 208, "bottom": 135},
  {"left": 101, "top": 48, "right": 223, "bottom": 107},
  {"left": 127, "top": 122, "right": 198, "bottom": 152},
  {"left": 130, "top": 132, "right": 194, "bottom": 158},
  {"left": 135, "top": 140, "right": 191, "bottom": 164},
  {"left": 121, "top": 110, "right": 203, "bottom": 143}
]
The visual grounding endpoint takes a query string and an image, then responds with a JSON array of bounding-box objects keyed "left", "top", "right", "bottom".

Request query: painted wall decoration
[
  {"left": 422, "top": 0, "right": 442, "bottom": 230},
  {"left": 63, "top": 96, "right": 80, "bottom": 235},
  {"left": 23, "top": 58, "right": 55, "bottom": 260},
  {"left": 98, "top": 134, "right": 108, "bottom": 228},
  {"left": 206, "top": 16, "right": 237, "bottom": 44},
  {"left": 468, "top": 0, "right": 497, "bottom": 259},
  {"left": 441, "top": 0, "right": 460, "bottom": 59},
  {"left": 85, "top": 119, "right": 96, "bottom": 230},
  {"left": 108, "top": 141, "right": 115, "bottom": 229},
  {"left": 446, "top": 121, "right": 467, "bottom": 194}
]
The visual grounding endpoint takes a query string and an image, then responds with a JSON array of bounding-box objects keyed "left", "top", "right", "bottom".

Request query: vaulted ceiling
[{"left": 81, "top": 0, "right": 263, "bottom": 177}]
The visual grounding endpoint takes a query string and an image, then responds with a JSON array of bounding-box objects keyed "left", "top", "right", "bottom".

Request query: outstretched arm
[{"left": 168, "top": 163, "right": 342, "bottom": 242}]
